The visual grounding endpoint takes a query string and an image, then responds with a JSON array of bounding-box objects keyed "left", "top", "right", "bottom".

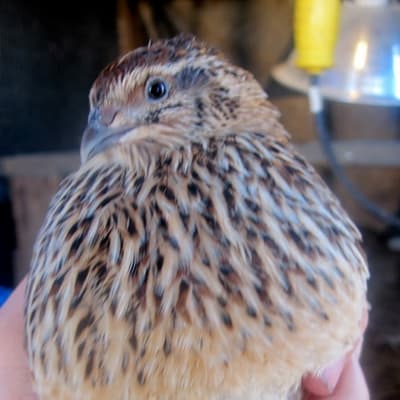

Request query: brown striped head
[{"left": 81, "top": 34, "right": 270, "bottom": 163}]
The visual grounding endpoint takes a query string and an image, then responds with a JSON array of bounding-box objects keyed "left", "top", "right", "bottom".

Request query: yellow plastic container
[{"left": 294, "top": 0, "right": 341, "bottom": 74}]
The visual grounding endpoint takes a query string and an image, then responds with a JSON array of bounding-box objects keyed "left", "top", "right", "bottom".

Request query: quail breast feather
[{"left": 25, "top": 34, "right": 368, "bottom": 400}]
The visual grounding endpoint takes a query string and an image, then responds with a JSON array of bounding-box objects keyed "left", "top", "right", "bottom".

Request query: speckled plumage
[{"left": 25, "top": 34, "right": 368, "bottom": 400}]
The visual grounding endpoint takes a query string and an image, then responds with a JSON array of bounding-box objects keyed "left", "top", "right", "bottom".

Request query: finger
[
  {"left": 307, "top": 352, "right": 369, "bottom": 400},
  {"left": 303, "top": 307, "right": 368, "bottom": 396},
  {"left": 0, "top": 278, "right": 28, "bottom": 369},
  {"left": 0, "top": 277, "right": 26, "bottom": 324},
  {"left": 331, "top": 353, "right": 369, "bottom": 400},
  {"left": 303, "top": 356, "right": 347, "bottom": 396},
  {"left": 0, "top": 366, "right": 37, "bottom": 400},
  {"left": 0, "top": 277, "right": 37, "bottom": 399}
]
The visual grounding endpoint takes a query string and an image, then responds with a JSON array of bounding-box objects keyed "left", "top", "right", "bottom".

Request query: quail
[{"left": 25, "top": 34, "right": 368, "bottom": 400}]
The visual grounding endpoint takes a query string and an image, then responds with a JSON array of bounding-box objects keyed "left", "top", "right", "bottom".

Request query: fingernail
[{"left": 318, "top": 355, "right": 347, "bottom": 393}]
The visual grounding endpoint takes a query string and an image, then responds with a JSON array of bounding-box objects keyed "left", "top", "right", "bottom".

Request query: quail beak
[{"left": 80, "top": 120, "right": 136, "bottom": 164}]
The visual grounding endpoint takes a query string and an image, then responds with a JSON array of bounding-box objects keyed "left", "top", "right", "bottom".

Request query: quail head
[{"left": 25, "top": 34, "right": 368, "bottom": 400}]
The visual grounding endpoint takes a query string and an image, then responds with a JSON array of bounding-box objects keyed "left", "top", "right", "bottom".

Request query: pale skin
[{"left": 0, "top": 278, "right": 369, "bottom": 400}]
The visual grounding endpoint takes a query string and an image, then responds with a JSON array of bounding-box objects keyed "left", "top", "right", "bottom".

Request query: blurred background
[{"left": 0, "top": 0, "right": 399, "bottom": 398}]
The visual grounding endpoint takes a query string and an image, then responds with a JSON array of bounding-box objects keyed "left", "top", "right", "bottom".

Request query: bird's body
[{"left": 25, "top": 35, "right": 368, "bottom": 400}]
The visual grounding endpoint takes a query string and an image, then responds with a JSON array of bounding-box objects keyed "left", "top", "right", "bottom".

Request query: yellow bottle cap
[{"left": 294, "top": 0, "right": 341, "bottom": 74}]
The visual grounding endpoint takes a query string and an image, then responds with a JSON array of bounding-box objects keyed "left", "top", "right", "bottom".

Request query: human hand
[
  {"left": 303, "top": 310, "right": 369, "bottom": 400},
  {"left": 0, "top": 278, "right": 37, "bottom": 400}
]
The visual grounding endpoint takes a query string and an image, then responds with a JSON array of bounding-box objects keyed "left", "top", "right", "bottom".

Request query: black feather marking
[
  {"left": 70, "top": 234, "right": 84, "bottom": 255},
  {"left": 159, "top": 184, "right": 176, "bottom": 202},
  {"left": 127, "top": 217, "right": 137, "bottom": 236},
  {"left": 219, "top": 262, "right": 234, "bottom": 276},
  {"left": 221, "top": 312, "right": 233, "bottom": 329},
  {"left": 85, "top": 349, "right": 95, "bottom": 378},
  {"left": 66, "top": 222, "right": 79, "bottom": 239},
  {"left": 175, "top": 66, "right": 208, "bottom": 90},
  {"left": 75, "top": 267, "right": 89, "bottom": 288},
  {"left": 133, "top": 176, "right": 145, "bottom": 194},
  {"left": 156, "top": 253, "right": 164, "bottom": 272},
  {"left": 98, "top": 193, "right": 119, "bottom": 208},
  {"left": 244, "top": 198, "right": 260, "bottom": 213},
  {"left": 75, "top": 313, "right": 95, "bottom": 340},
  {"left": 163, "top": 338, "right": 171, "bottom": 356},
  {"left": 137, "top": 370, "right": 145, "bottom": 385},
  {"left": 187, "top": 182, "right": 199, "bottom": 196},
  {"left": 77, "top": 341, "right": 86, "bottom": 360},
  {"left": 217, "top": 296, "right": 227, "bottom": 307},
  {"left": 263, "top": 314, "right": 272, "bottom": 327},
  {"left": 129, "top": 333, "right": 138, "bottom": 351},
  {"left": 246, "top": 305, "right": 257, "bottom": 318},
  {"left": 179, "top": 209, "right": 190, "bottom": 230}
]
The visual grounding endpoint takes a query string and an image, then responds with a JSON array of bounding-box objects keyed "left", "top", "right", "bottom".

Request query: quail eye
[{"left": 146, "top": 78, "right": 169, "bottom": 101}]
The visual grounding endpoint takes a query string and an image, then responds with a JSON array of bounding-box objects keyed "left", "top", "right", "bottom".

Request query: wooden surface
[
  {"left": 1, "top": 140, "right": 400, "bottom": 179},
  {"left": 0, "top": 152, "right": 79, "bottom": 178},
  {"left": 1, "top": 153, "right": 78, "bottom": 281},
  {"left": 10, "top": 176, "right": 61, "bottom": 282}
]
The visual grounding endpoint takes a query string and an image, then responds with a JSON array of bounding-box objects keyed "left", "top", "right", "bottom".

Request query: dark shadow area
[
  {"left": 0, "top": 1, "right": 118, "bottom": 156},
  {"left": 0, "top": 177, "right": 15, "bottom": 287}
]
